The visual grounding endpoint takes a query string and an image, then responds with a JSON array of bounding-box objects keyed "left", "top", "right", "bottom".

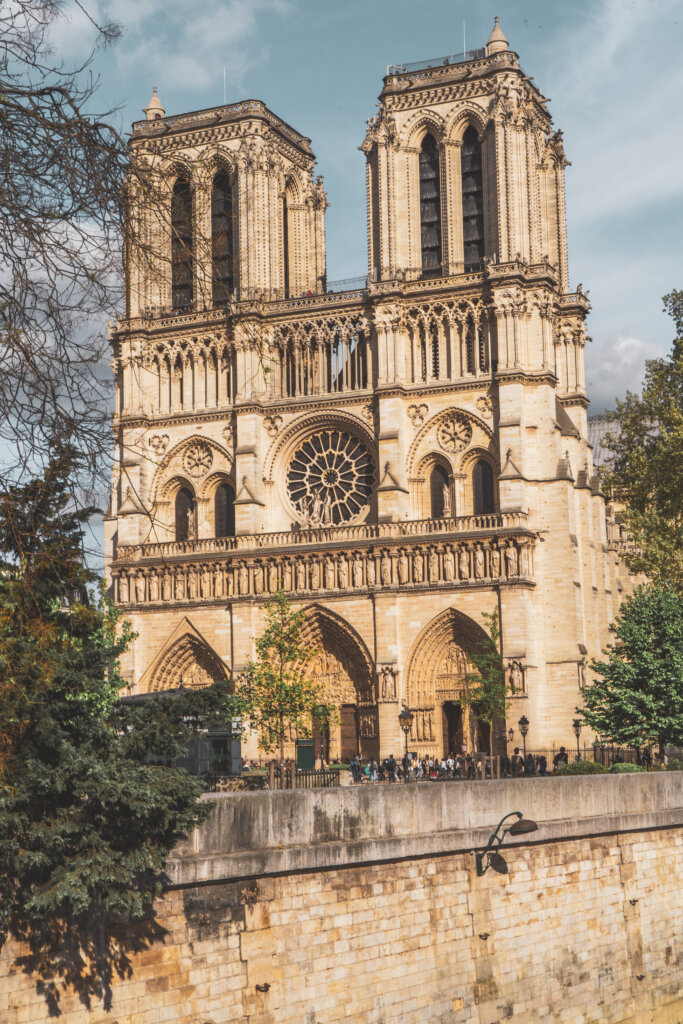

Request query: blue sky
[{"left": 56, "top": 0, "right": 682, "bottom": 412}]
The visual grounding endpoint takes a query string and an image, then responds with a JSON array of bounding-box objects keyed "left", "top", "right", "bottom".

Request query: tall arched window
[
  {"left": 461, "top": 126, "right": 484, "bottom": 271},
  {"left": 430, "top": 465, "right": 450, "bottom": 519},
  {"left": 171, "top": 178, "right": 193, "bottom": 309},
  {"left": 212, "top": 172, "right": 234, "bottom": 305},
  {"left": 215, "top": 483, "right": 235, "bottom": 538},
  {"left": 473, "top": 460, "right": 495, "bottom": 515},
  {"left": 419, "top": 134, "right": 442, "bottom": 276},
  {"left": 175, "top": 487, "right": 195, "bottom": 541}
]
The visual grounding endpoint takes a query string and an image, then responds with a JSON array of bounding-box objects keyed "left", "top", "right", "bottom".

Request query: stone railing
[
  {"left": 112, "top": 528, "right": 535, "bottom": 607},
  {"left": 115, "top": 512, "right": 529, "bottom": 562}
]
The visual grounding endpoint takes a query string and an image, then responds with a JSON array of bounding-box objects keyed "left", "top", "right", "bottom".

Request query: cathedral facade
[{"left": 105, "top": 20, "right": 631, "bottom": 760}]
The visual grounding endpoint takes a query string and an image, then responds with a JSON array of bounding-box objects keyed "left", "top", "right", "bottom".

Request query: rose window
[
  {"left": 287, "top": 430, "right": 374, "bottom": 526},
  {"left": 437, "top": 413, "right": 472, "bottom": 453},
  {"left": 183, "top": 442, "right": 213, "bottom": 478}
]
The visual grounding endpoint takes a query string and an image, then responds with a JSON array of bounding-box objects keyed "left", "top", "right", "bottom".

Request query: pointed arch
[
  {"left": 405, "top": 607, "right": 488, "bottom": 708},
  {"left": 140, "top": 618, "right": 230, "bottom": 693},
  {"left": 299, "top": 604, "right": 375, "bottom": 705}
]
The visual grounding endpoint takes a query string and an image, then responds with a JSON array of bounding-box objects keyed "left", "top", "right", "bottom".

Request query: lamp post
[
  {"left": 518, "top": 715, "right": 529, "bottom": 759},
  {"left": 508, "top": 727, "right": 514, "bottom": 744},
  {"left": 572, "top": 718, "right": 582, "bottom": 760},
  {"left": 475, "top": 811, "right": 539, "bottom": 876},
  {"left": 398, "top": 708, "right": 414, "bottom": 784}
]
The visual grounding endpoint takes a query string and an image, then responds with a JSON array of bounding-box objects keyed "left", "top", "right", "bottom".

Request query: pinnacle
[
  {"left": 486, "top": 16, "right": 509, "bottom": 55},
  {"left": 143, "top": 85, "right": 165, "bottom": 121}
]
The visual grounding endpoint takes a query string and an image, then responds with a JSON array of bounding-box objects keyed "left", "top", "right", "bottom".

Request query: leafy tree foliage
[
  {"left": 241, "top": 591, "right": 336, "bottom": 762},
  {"left": 579, "top": 584, "right": 683, "bottom": 757},
  {"left": 468, "top": 610, "right": 508, "bottom": 751},
  {"left": 602, "top": 291, "right": 683, "bottom": 592},
  {"left": 0, "top": 444, "right": 244, "bottom": 1009}
]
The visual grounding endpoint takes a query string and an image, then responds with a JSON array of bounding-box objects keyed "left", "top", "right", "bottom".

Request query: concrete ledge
[{"left": 168, "top": 773, "right": 683, "bottom": 886}]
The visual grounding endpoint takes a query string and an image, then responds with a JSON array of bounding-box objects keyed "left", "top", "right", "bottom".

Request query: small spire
[
  {"left": 486, "top": 16, "right": 508, "bottom": 55},
  {"left": 143, "top": 86, "right": 165, "bottom": 122}
]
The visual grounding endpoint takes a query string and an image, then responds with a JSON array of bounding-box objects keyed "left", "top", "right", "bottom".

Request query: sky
[{"left": 55, "top": 0, "right": 682, "bottom": 412}]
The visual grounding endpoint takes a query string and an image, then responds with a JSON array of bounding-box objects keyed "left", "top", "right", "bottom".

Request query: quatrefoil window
[{"left": 287, "top": 430, "right": 374, "bottom": 526}]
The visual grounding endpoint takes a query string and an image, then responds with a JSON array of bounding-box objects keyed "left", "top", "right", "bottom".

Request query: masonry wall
[{"left": 1, "top": 774, "right": 682, "bottom": 1024}]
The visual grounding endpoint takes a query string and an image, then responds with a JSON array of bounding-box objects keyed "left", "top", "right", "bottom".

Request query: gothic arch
[
  {"left": 445, "top": 106, "right": 489, "bottom": 143},
  {"left": 406, "top": 405, "right": 495, "bottom": 479},
  {"left": 263, "top": 409, "right": 376, "bottom": 486},
  {"left": 299, "top": 604, "right": 375, "bottom": 706},
  {"left": 140, "top": 618, "right": 230, "bottom": 693},
  {"left": 152, "top": 436, "right": 233, "bottom": 505},
  {"left": 405, "top": 607, "right": 487, "bottom": 708},
  {"left": 403, "top": 110, "right": 447, "bottom": 148}
]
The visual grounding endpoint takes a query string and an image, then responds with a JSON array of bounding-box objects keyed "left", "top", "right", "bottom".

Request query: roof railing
[{"left": 387, "top": 48, "right": 486, "bottom": 76}]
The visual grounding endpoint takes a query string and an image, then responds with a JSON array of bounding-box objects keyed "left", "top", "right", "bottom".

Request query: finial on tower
[
  {"left": 143, "top": 86, "right": 165, "bottom": 121},
  {"left": 486, "top": 16, "right": 508, "bottom": 55}
]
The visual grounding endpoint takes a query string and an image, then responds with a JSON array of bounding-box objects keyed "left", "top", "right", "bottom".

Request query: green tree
[
  {"left": 241, "top": 591, "right": 336, "bottom": 762},
  {"left": 0, "top": 443, "right": 245, "bottom": 1010},
  {"left": 602, "top": 290, "right": 683, "bottom": 592},
  {"left": 468, "top": 610, "right": 508, "bottom": 752},
  {"left": 579, "top": 584, "right": 683, "bottom": 757}
]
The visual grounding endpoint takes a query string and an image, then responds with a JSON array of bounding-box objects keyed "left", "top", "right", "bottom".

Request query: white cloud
[{"left": 585, "top": 333, "right": 663, "bottom": 412}]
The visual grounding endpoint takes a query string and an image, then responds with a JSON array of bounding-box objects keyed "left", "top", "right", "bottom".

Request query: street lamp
[
  {"left": 572, "top": 718, "right": 582, "bottom": 760},
  {"left": 518, "top": 715, "right": 529, "bottom": 759},
  {"left": 398, "top": 708, "right": 414, "bottom": 784},
  {"left": 507, "top": 727, "right": 514, "bottom": 744},
  {"left": 476, "top": 811, "right": 539, "bottom": 876}
]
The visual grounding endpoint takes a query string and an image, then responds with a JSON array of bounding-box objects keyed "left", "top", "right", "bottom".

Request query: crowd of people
[{"left": 347, "top": 746, "right": 581, "bottom": 783}]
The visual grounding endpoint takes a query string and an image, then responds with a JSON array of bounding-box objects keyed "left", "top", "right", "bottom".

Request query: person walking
[
  {"left": 524, "top": 752, "right": 536, "bottom": 777},
  {"left": 350, "top": 754, "right": 361, "bottom": 784},
  {"left": 510, "top": 747, "right": 525, "bottom": 777},
  {"left": 386, "top": 753, "right": 397, "bottom": 782},
  {"left": 553, "top": 747, "right": 569, "bottom": 772}
]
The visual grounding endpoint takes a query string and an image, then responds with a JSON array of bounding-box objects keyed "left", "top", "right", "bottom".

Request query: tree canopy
[
  {"left": 0, "top": 444, "right": 244, "bottom": 1010},
  {"left": 601, "top": 290, "right": 683, "bottom": 592},
  {"left": 240, "top": 591, "right": 336, "bottom": 762},
  {"left": 468, "top": 610, "right": 508, "bottom": 751},
  {"left": 579, "top": 584, "right": 683, "bottom": 756}
]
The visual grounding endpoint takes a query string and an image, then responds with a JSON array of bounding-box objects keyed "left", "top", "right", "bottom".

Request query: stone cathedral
[{"left": 105, "top": 20, "right": 632, "bottom": 761}]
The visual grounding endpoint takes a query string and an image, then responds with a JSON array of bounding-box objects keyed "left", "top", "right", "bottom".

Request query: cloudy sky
[{"left": 59, "top": 0, "right": 682, "bottom": 412}]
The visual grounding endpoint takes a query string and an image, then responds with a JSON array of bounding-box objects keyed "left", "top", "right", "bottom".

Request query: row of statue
[{"left": 116, "top": 539, "right": 533, "bottom": 604}]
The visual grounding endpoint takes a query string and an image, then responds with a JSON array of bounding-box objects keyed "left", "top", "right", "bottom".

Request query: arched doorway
[
  {"left": 301, "top": 607, "right": 377, "bottom": 762},
  {"left": 405, "top": 608, "right": 493, "bottom": 756}
]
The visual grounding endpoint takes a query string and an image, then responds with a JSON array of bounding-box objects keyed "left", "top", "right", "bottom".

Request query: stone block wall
[{"left": 1, "top": 775, "right": 682, "bottom": 1024}]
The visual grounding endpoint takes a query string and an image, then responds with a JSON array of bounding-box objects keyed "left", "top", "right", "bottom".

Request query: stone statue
[
  {"left": 443, "top": 548, "right": 455, "bottom": 582},
  {"left": 490, "top": 546, "right": 501, "bottom": 578},
  {"left": 505, "top": 543, "right": 518, "bottom": 577},
  {"left": 254, "top": 564, "right": 264, "bottom": 594},
  {"left": 162, "top": 572, "right": 172, "bottom": 602},
  {"left": 134, "top": 574, "right": 145, "bottom": 603},
  {"left": 310, "top": 560, "right": 320, "bottom": 590},
  {"left": 321, "top": 492, "right": 332, "bottom": 527},
  {"left": 185, "top": 507, "right": 196, "bottom": 542},
  {"left": 353, "top": 555, "right": 364, "bottom": 588},
  {"left": 366, "top": 554, "right": 376, "bottom": 586},
  {"left": 175, "top": 573, "right": 185, "bottom": 601},
  {"left": 398, "top": 551, "right": 409, "bottom": 585},
  {"left": 268, "top": 562, "right": 278, "bottom": 592},
  {"left": 459, "top": 548, "right": 470, "bottom": 580},
  {"left": 380, "top": 551, "right": 392, "bottom": 586},
  {"left": 119, "top": 574, "right": 129, "bottom": 603},
  {"left": 214, "top": 567, "right": 224, "bottom": 598},
  {"left": 578, "top": 658, "right": 587, "bottom": 689},
  {"left": 149, "top": 573, "right": 159, "bottom": 602},
  {"left": 475, "top": 546, "right": 485, "bottom": 580},
  {"left": 201, "top": 566, "right": 212, "bottom": 598},
  {"left": 296, "top": 561, "right": 306, "bottom": 591},
  {"left": 283, "top": 563, "right": 292, "bottom": 591},
  {"left": 324, "top": 558, "right": 335, "bottom": 590},
  {"left": 298, "top": 498, "right": 310, "bottom": 529},
  {"left": 188, "top": 569, "right": 198, "bottom": 600},
  {"left": 238, "top": 563, "right": 249, "bottom": 595},
  {"left": 310, "top": 492, "right": 322, "bottom": 526},
  {"left": 509, "top": 661, "right": 524, "bottom": 693},
  {"left": 413, "top": 552, "right": 424, "bottom": 583},
  {"left": 338, "top": 555, "right": 348, "bottom": 589},
  {"left": 429, "top": 549, "right": 439, "bottom": 582},
  {"left": 442, "top": 481, "right": 451, "bottom": 516},
  {"left": 381, "top": 666, "right": 396, "bottom": 700}
]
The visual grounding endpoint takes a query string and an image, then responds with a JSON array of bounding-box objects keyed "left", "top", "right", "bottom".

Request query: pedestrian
[
  {"left": 510, "top": 747, "right": 524, "bottom": 777},
  {"left": 370, "top": 757, "right": 378, "bottom": 782},
  {"left": 350, "top": 754, "right": 361, "bottom": 784},
  {"left": 537, "top": 754, "right": 547, "bottom": 776},
  {"left": 553, "top": 746, "right": 568, "bottom": 772},
  {"left": 386, "top": 752, "right": 397, "bottom": 782},
  {"left": 500, "top": 753, "right": 510, "bottom": 777},
  {"left": 524, "top": 752, "right": 536, "bottom": 776}
]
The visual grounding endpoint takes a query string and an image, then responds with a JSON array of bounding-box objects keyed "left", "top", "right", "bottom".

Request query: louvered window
[
  {"left": 461, "top": 126, "right": 485, "bottom": 271},
  {"left": 171, "top": 178, "right": 193, "bottom": 308},
  {"left": 419, "top": 135, "right": 442, "bottom": 276},
  {"left": 211, "top": 172, "right": 234, "bottom": 306}
]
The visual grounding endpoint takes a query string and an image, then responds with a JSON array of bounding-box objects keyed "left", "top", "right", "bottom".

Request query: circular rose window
[{"left": 287, "top": 430, "right": 374, "bottom": 526}]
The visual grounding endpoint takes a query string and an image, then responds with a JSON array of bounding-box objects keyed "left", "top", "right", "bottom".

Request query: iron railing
[
  {"left": 326, "top": 275, "right": 369, "bottom": 293},
  {"left": 387, "top": 49, "right": 486, "bottom": 76}
]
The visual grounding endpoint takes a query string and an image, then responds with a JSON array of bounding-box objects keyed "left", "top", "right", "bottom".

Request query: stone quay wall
[{"left": 1, "top": 774, "right": 682, "bottom": 1024}]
